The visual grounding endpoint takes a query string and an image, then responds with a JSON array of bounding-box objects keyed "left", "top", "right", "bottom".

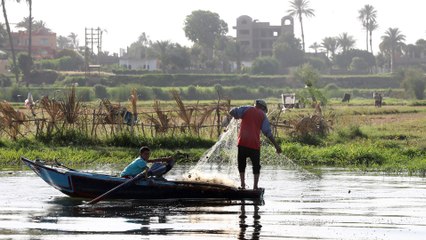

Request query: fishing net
[
  {"left": 182, "top": 115, "right": 316, "bottom": 186},
  {"left": 184, "top": 118, "right": 240, "bottom": 186}
]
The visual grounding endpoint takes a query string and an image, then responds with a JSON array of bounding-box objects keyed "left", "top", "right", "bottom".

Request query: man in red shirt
[{"left": 229, "top": 99, "right": 282, "bottom": 189}]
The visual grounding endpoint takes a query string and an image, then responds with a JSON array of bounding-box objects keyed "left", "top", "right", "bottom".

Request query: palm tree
[
  {"left": 32, "top": 20, "right": 51, "bottom": 33},
  {"left": 309, "top": 42, "right": 321, "bottom": 54},
  {"left": 1, "top": 0, "right": 19, "bottom": 84},
  {"left": 225, "top": 39, "right": 250, "bottom": 72},
  {"left": 152, "top": 40, "right": 171, "bottom": 72},
  {"left": 321, "top": 37, "right": 339, "bottom": 59},
  {"left": 380, "top": 27, "right": 406, "bottom": 72},
  {"left": 358, "top": 4, "right": 377, "bottom": 53},
  {"left": 68, "top": 32, "right": 79, "bottom": 50},
  {"left": 368, "top": 20, "right": 378, "bottom": 54},
  {"left": 0, "top": 23, "right": 7, "bottom": 47},
  {"left": 26, "top": 0, "right": 32, "bottom": 58},
  {"left": 287, "top": 0, "right": 315, "bottom": 52},
  {"left": 337, "top": 33, "right": 355, "bottom": 53}
]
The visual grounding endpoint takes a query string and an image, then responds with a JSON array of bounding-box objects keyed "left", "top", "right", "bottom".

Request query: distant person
[
  {"left": 342, "top": 93, "right": 351, "bottom": 102},
  {"left": 120, "top": 146, "right": 175, "bottom": 179},
  {"left": 229, "top": 99, "right": 282, "bottom": 190},
  {"left": 374, "top": 92, "right": 383, "bottom": 107}
]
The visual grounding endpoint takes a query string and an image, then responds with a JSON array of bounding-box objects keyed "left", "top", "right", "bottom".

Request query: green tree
[
  {"left": 337, "top": 32, "right": 355, "bottom": 53},
  {"left": 321, "top": 37, "right": 339, "bottom": 59},
  {"left": 334, "top": 49, "right": 375, "bottom": 72},
  {"left": 309, "top": 42, "right": 321, "bottom": 54},
  {"left": 224, "top": 38, "right": 250, "bottom": 72},
  {"left": 93, "top": 84, "right": 109, "bottom": 99},
  {"left": 273, "top": 32, "right": 304, "bottom": 68},
  {"left": 183, "top": 10, "right": 228, "bottom": 58},
  {"left": 152, "top": 40, "right": 171, "bottom": 72},
  {"left": 68, "top": 32, "right": 79, "bottom": 50},
  {"left": 168, "top": 44, "right": 191, "bottom": 71},
  {"left": 57, "top": 35, "right": 72, "bottom": 49},
  {"left": 0, "top": 23, "right": 7, "bottom": 47},
  {"left": 18, "top": 53, "right": 32, "bottom": 86},
  {"left": 287, "top": 0, "right": 315, "bottom": 52},
  {"left": 251, "top": 56, "right": 279, "bottom": 75},
  {"left": 32, "top": 20, "right": 51, "bottom": 33},
  {"left": 292, "top": 63, "right": 326, "bottom": 105},
  {"left": 125, "top": 32, "right": 152, "bottom": 60},
  {"left": 358, "top": 4, "right": 377, "bottom": 53},
  {"left": 1, "top": 0, "right": 19, "bottom": 84},
  {"left": 380, "top": 27, "right": 406, "bottom": 73},
  {"left": 349, "top": 57, "right": 369, "bottom": 73},
  {"left": 399, "top": 68, "right": 425, "bottom": 100},
  {"left": 368, "top": 20, "right": 378, "bottom": 54},
  {"left": 26, "top": 0, "right": 32, "bottom": 58}
]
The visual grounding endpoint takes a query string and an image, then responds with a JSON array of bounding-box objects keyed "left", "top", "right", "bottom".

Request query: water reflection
[
  {"left": 238, "top": 201, "right": 262, "bottom": 240},
  {"left": 34, "top": 196, "right": 265, "bottom": 237},
  {"left": 3, "top": 169, "right": 426, "bottom": 239}
]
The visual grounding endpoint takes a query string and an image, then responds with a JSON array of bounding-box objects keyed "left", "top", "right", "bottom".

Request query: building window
[
  {"left": 239, "top": 29, "right": 250, "bottom": 35},
  {"left": 273, "top": 31, "right": 279, "bottom": 37},
  {"left": 40, "top": 38, "right": 49, "bottom": 46},
  {"left": 241, "top": 41, "right": 250, "bottom": 46}
]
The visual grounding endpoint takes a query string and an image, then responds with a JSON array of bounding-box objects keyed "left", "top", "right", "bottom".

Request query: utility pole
[{"left": 84, "top": 27, "right": 103, "bottom": 77}]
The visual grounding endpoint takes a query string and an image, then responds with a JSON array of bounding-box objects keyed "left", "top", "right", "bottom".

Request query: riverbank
[{"left": 0, "top": 100, "right": 425, "bottom": 175}]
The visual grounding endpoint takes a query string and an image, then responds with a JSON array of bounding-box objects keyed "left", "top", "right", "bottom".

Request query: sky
[{"left": 4, "top": 0, "right": 425, "bottom": 55}]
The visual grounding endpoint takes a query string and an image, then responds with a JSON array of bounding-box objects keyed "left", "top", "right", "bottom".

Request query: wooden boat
[{"left": 21, "top": 157, "right": 264, "bottom": 201}]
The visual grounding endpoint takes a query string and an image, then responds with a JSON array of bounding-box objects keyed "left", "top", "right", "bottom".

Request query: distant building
[
  {"left": 234, "top": 15, "right": 294, "bottom": 59},
  {"left": 119, "top": 56, "right": 159, "bottom": 71},
  {"left": 4, "top": 31, "right": 57, "bottom": 59}
]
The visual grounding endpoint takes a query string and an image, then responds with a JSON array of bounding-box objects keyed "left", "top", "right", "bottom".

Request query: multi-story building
[
  {"left": 234, "top": 15, "right": 294, "bottom": 59},
  {"left": 5, "top": 31, "right": 57, "bottom": 59}
]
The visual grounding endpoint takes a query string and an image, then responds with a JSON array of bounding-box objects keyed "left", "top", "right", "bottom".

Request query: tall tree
[
  {"left": 57, "top": 35, "right": 72, "bottom": 50},
  {"left": 68, "top": 32, "right": 79, "bottom": 50},
  {"left": 358, "top": 4, "right": 377, "bottom": 53},
  {"left": 26, "top": 0, "right": 32, "bottom": 58},
  {"left": 337, "top": 32, "right": 356, "bottom": 53},
  {"left": 368, "top": 20, "right": 378, "bottom": 54},
  {"left": 152, "top": 40, "right": 171, "bottom": 72},
  {"left": 1, "top": 0, "right": 19, "bottom": 84},
  {"left": 321, "top": 37, "right": 339, "bottom": 59},
  {"left": 0, "top": 23, "right": 7, "bottom": 47},
  {"left": 309, "top": 42, "right": 321, "bottom": 54},
  {"left": 287, "top": 0, "right": 315, "bottom": 52},
  {"left": 225, "top": 38, "right": 250, "bottom": 72},
  {"left": 32, "top": 20, "right": 51, "bottom": 33},
  {"left": 379, "top": 27, "right": 405, "bottom": 73},
  {"left": 183, "top": 10, "right": 228, "bottom": 59}
]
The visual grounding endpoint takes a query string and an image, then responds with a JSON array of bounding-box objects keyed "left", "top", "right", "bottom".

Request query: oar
[{"left": 86, "top": 171, "right": 146, "bottom": 205}]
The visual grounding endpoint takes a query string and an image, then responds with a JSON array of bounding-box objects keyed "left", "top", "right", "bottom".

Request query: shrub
[
  {"left": 77, "top": 88, "right": 93, "bottom": 101},
  {"left": 251, "top": 56, "right": 279, "bottom": 75},
  {"left": 58, "top": 56, "right": 84, "bottom": 71},
  {"left": 350, "top": 57, "right": 369, "bottom": 73},
  {"left": 0, "top": 74, "right": 12, "bottom": 87},
  {"left": 93, "top": 84, "right": 109, "bottom": 99},
  {"left": 28, "top": 70, "right": 59, "bottom": 85}
]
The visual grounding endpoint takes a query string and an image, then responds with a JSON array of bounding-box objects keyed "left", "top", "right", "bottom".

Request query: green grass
[{"left": 1, "top": 98, "right": 425, "bottom": 175}]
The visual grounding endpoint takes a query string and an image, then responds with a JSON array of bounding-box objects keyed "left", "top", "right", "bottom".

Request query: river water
[{"left": 1, "top": 165, "right": 426, "bottom": 240}]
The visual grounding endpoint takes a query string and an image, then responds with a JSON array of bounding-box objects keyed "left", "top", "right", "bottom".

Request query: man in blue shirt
[{"left": 120, "top": 146, "right": 175, "bottom": 178}]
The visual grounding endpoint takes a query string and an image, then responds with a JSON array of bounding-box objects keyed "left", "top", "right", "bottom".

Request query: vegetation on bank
[
  {"left": 277, "top": 104, "right": 426, "bottom": 175},
  {"left": 0, "top": 135, "right": 211, "bottom": 168},
  {"left": 0, "top": 100, "right": 425, "bottom": 175}
]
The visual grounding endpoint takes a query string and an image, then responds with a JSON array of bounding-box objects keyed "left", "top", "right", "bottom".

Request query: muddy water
[{"left": 1, "top": 166, "right": 426, "bottom": 240}]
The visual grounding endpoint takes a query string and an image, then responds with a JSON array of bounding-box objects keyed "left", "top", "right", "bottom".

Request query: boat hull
[{"left": 21, "top": 157, "right": 264, "bottom": 201}]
